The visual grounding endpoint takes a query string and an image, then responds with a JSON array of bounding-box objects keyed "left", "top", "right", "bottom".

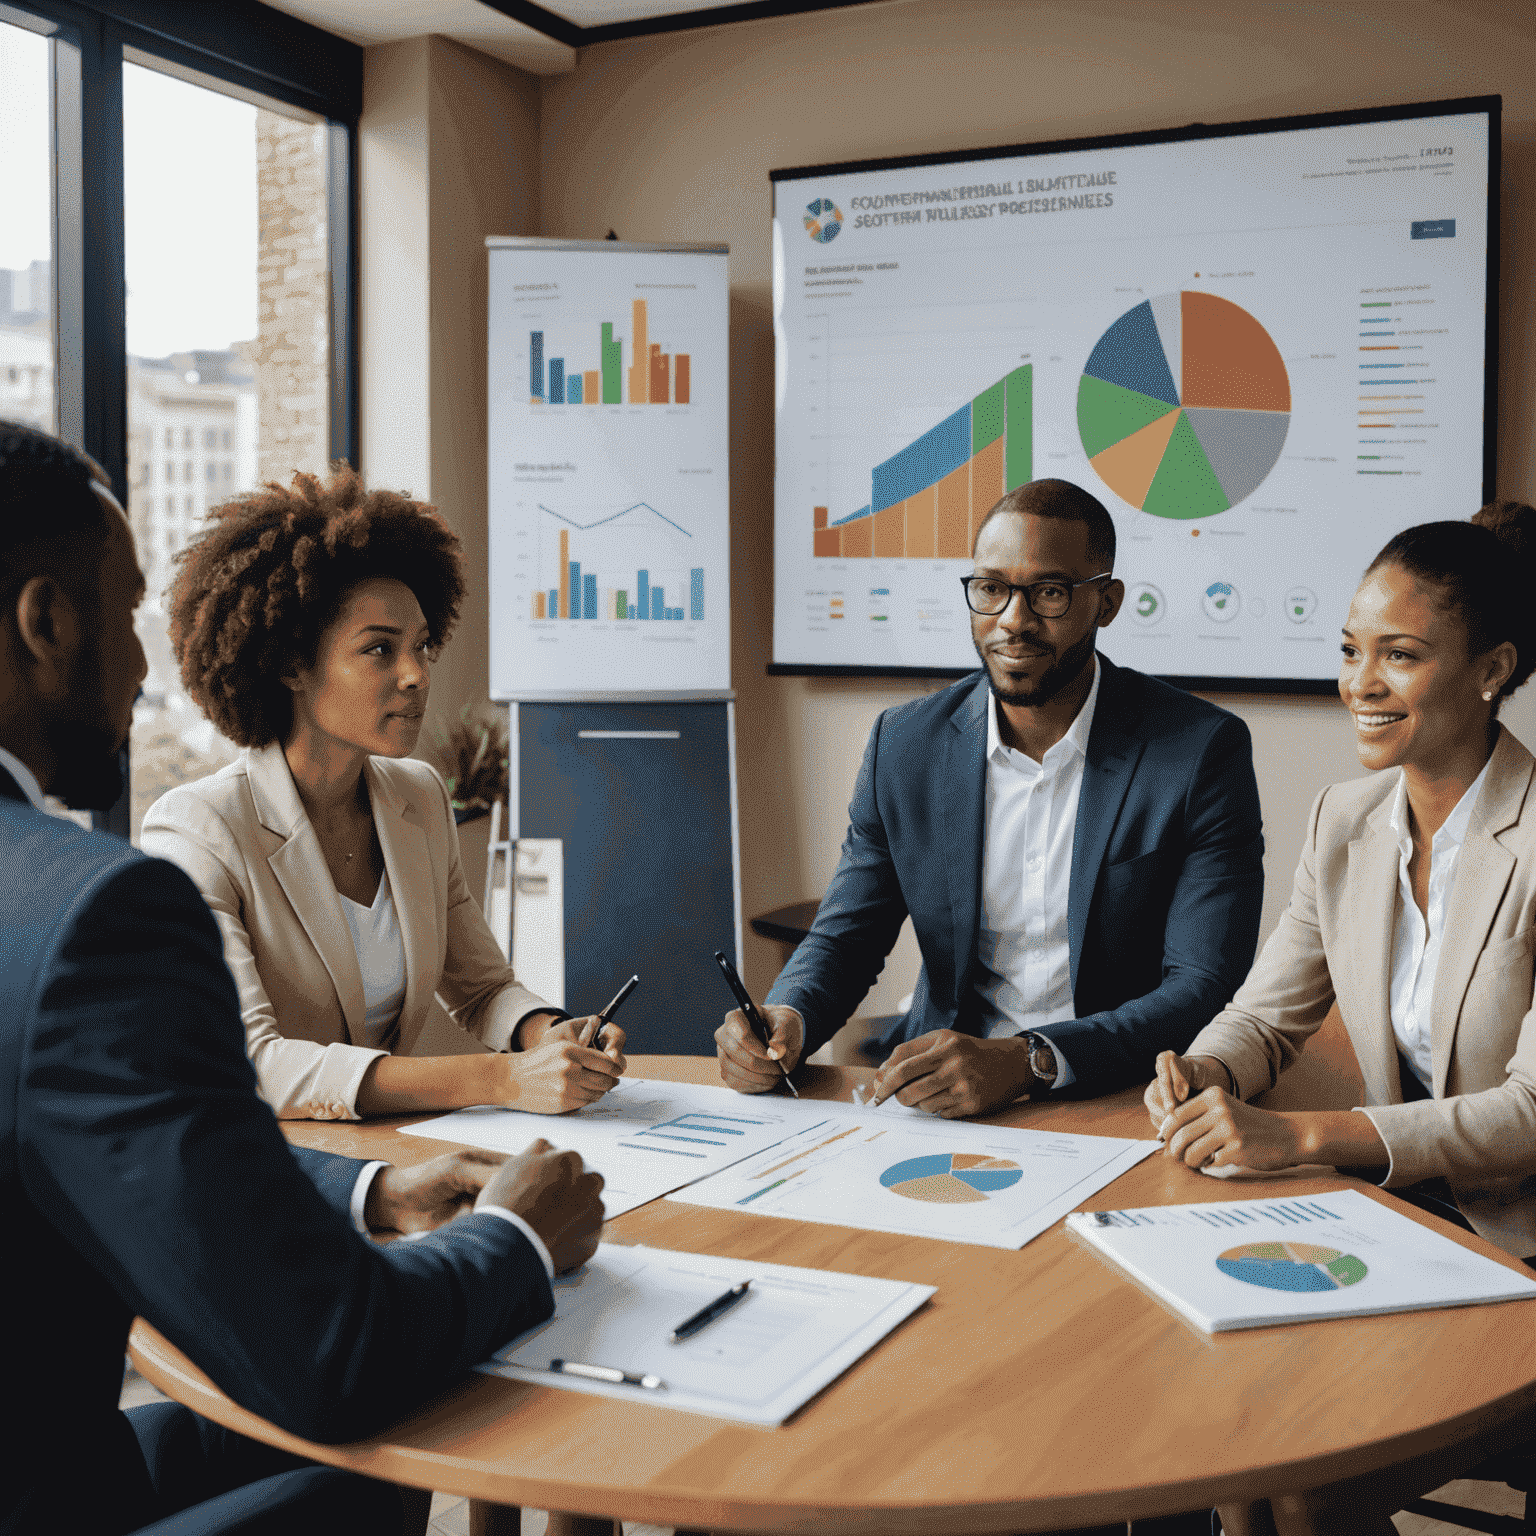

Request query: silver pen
[{"left": 549, "top": 1357, "right": 666, "bottom": 1390}]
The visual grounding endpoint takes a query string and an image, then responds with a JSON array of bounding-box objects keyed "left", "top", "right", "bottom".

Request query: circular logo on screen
[{"left": 805, "top": 197, "right": 843, "bottom": 243}]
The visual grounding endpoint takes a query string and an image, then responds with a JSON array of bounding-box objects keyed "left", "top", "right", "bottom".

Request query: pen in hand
[
  {"left": 585, "top": 974, "right": 639, "bottom": 1053},
  {"left": 712, "top": 950, "right": 799, "bottom": 1098}
]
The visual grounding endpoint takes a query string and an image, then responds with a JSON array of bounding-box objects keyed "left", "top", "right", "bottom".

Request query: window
[
  {"left": 10, "top": 1, "right": 357, "bottom": 840},
  {"left": 124, "top": 58, "right": 334, "bottom": 839},
  {"left": 0, "top": 19, "right": 55, "bottom": 434}
]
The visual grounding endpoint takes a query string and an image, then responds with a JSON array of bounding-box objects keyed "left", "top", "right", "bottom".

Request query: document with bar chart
[
  {"left": 772, "top": 100, "right": 1494, "bottom": 682},
  {"left": 488, "top": 239, "right": 730, "bottom": 698},
  {"left": 399, "top": 1077, "right": 841, "bottom": 1218}
]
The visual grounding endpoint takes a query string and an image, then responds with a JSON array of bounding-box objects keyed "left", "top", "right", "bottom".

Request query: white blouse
[
  {"left": 339, "top": 870, "right": 408, "bottom": 1050},
  {"left": 1387, "top": 758, "right": 1492, "bottom": 1089}
]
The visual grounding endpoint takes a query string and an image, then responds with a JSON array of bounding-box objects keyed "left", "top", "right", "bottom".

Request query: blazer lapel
[
  {"left": 247, "top": 743, "right": 367, "bottom": 1041},
  {"left": 1069, "top": 659, "right": 1144, "bottom": 991},
  {"left": 1428, "top": 730, "right": 1529, "bottom": 1094},
  {"left": 943, "top": 676, "right": 989, "bottom": 1017},
  {"left": 368, "top": 761, "right": 438, "bottom": 1049},
  {"left": 1342, "top": 794, "right": 1406, "bottom": 1105}
]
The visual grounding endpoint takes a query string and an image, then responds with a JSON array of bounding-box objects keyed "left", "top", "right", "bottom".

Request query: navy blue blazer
[
  {"left": 767, "top": 658, "right": 1265, "bottom": 1091},
  {"left": 0, "top": 771, "right": 553, "bottom": 1536}
]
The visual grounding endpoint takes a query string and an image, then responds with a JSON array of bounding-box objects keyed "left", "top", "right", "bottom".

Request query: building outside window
[
  {"left": 0, "top": 21, "right": 55, "bottom": 435},
  {"left": 124, "top": 61, "right": 331, "bottom": 841}
]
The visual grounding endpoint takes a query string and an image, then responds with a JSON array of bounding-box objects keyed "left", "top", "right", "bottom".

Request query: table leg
[
  {"left": 468, "top": 1500, "right": 521, "bottom": 1536},
  {"left": 398, "top": 1484, "right": 432, "bottom": 1536}
]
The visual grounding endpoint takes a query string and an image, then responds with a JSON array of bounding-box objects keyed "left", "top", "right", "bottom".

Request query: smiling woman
[
  {"left": 1145, "top": 499, "right": 1536, "bottom": 1249},
  {"left": 137, "top": 466, "right": 625, "bottom": 1121}
]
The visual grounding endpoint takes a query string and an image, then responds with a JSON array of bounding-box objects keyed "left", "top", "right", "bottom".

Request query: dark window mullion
[{"left": 327, "top": 118, "right": 358, "bottom": 472}]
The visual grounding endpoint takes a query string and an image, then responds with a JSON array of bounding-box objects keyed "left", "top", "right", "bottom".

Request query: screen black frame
[{"left": 767, "top": 93, "right": 1501, "bottom": 696}]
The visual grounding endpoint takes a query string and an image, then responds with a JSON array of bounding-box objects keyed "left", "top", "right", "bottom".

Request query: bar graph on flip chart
[
  {"left": 528, "top": 300, "right": 695, "bottom": 407},
  {"left": 488, "top": 239, "right": 729, "bottom": 697},
  {"left": 532, "top": 501, "right": 706, "bottom": 623}
]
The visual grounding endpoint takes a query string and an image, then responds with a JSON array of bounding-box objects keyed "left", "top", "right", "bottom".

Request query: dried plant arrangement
[{"left": 429, "top": 705, "right": 509, "bottom": 823}]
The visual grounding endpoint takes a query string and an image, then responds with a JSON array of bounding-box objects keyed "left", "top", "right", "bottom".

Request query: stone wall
[{"left": 254, "top": 111, "right": 329, "bottom": 485}]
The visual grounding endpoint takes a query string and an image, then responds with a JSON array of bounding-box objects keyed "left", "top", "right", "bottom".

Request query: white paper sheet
[
  {"left": 477, "top": 1243, "right": 934, "bottom": 1426},
  {"left": 1066, "top": 1189, "right": 1536, "bottom": 1332},
  {"left": 399, "top": 1079, "right": 849, "bottom": 1217},
  {"left": 665, "top": 1110, "right": 1158, "bottom": 1250}
]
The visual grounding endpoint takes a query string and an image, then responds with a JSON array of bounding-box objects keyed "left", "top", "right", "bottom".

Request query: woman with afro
[{"left": 142, "top": 467, "right": 626, "bottom": 1122}]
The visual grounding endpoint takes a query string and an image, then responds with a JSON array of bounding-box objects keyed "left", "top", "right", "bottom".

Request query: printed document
[
  {"left": 400, "top": 1078, "right": 838, "bottom": 1217},
  {"left": 1066, "top": 1189, "right": 1536, "bottom": 1331},
  {"left": 667, "top": 1110, "right": 1156, "bottom": 1249},
  {"left": 479, "top": 1243, "right": 934, "bottom": 1426}
]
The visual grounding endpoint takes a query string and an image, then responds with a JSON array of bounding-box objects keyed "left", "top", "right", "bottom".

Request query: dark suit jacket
[
  {"left": 767, "top": 658, "right": 1265, "bottom": 1090},
  {"left": 0, "top": 770, "right": 553, "bottom": 1536}
]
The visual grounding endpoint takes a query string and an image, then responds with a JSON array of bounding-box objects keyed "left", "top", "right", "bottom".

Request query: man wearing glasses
[{"left": 717, "top": 477, "right": 1264, "bottom": 1116}]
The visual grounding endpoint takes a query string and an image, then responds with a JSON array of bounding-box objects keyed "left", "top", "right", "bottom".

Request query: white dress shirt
[
  {"left": 0, "top": 745, "right": 47, "bottom": 810},
  {"left": 1387, "top": 759, "right": 1492, "bottom": 1090},
  {"left": 973, "top": 657, "right": 1102, "bottom": 1087}
]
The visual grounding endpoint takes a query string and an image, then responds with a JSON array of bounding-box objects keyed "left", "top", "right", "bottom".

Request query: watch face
[{"left": 1029, "top": 1036, "right": 1057, "bottom": 1082}]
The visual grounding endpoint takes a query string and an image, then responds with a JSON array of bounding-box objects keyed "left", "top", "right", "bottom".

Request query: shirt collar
[
  {"left": 986, "top": 654, "right": 1101, "bottom": 767},
  {"left": 1387, "top": 754, "right": 1494, "bottom": 861},
  {"left": 0, "top": 745, "right": 48, "bottom": 811}
]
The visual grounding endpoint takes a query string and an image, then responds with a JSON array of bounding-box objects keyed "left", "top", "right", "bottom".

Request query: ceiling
[{"left": 260, "top": 0, "right": 882, "bottom": 76}]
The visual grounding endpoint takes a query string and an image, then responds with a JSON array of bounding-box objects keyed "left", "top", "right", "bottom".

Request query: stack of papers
[
  {"left": 479, "top": 1242, "right": 934, "bottom": 1425},
  {"left": 1066, "top": 1189, "right": 1536, "bottom": 1332}
]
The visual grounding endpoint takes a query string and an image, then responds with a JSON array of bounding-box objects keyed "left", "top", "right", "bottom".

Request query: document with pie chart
[
  {"left": 1066, "top": 1190, "right": 1536, "bottom": 1332},
  {"left": 668, "top": 1110, "right": 1156, "bottom": 1250}
]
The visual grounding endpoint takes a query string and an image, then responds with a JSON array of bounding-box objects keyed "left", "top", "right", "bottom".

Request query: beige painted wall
[
  {"left": 535, "top": 0, "right": 1536, "bottom": 1005},
  {"left": 361, "top": 33, "right": 541, "bottom": 769}
]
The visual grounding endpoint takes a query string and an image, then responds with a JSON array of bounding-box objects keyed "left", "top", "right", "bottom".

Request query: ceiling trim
[{"left": 480, "top": 0, "right": 888, "bottom": 49}]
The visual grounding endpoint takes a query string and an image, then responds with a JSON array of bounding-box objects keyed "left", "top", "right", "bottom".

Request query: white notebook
[{"left": 1065, "top": 1189, "right": 1536, "bottom": 1333}]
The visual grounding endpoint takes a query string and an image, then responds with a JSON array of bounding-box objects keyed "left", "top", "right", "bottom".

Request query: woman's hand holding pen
[{"left": 496, "top": 1012, "right": 625, "bottom": 1113}]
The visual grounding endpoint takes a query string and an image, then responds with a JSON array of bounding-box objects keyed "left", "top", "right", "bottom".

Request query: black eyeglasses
[{"left": 960, "top": 572, "right": 1113, "bottom": 618}]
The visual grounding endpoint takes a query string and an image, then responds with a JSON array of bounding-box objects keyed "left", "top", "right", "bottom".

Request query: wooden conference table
[{"left": 131, "top": 1056, "right": 1536, "bottom": 1534}]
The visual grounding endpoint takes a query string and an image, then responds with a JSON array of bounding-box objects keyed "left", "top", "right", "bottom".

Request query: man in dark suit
[
  {"left": 0, "top": 423, "right": 604, "bottom": 1536},
  {"left": 718, "top": 478, "right": 1265, "bottom": 1117}
]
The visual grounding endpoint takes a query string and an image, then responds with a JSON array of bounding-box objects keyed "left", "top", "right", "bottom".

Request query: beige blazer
[
  {"left": 1188, "top": 727, "right": 1536, "bottom": 1255},
  {"left": 141, "top": 742, "right": 552, "bottom": 1120}
]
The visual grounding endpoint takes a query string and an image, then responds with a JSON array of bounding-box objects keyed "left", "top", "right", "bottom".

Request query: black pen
[
  {"left": 586, "top": 974, "right": 639, "bottom": 1051},
  {"left": 712, "top": 950, "right": 799, "bottom": 1097},
  {"left": 669, "top": 1280, "right": 751, "bottom": 1343}
]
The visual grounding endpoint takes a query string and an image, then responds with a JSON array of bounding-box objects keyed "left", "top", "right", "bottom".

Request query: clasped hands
[
  {"left": 363, "top": 1141, "right": 605, "bottom": 1273},
  {"left": 1145, "top": 1051, "right": 1307, "bottom": 1171},
  {"left": 715, "top": 1006, "right": 1038, "bottom": 1118}
]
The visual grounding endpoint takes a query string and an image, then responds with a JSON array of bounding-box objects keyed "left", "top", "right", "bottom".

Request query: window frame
[{"left": 1, "top": 0, "right": 361, "bottom": 834}]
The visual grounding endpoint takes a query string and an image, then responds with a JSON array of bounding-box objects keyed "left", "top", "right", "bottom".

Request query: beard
[
  {"left": 46, "top": 641, "right": 128, "bottom": 812},
  {"left": 975, "top": 621, "right": 1098, "bottom": 708}
]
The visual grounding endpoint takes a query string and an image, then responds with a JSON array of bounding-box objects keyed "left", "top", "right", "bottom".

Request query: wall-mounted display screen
[{"left": 770, "top": 97, "right": 1497, "bottom": 689}]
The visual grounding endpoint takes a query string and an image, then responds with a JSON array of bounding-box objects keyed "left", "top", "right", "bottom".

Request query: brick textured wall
[{"left": 255, "top": 111, "right": 329, "bottom": 484}]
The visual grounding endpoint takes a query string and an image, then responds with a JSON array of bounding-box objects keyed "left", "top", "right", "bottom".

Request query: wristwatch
[{"left": 1022, "top": 1031, "right": 1059, "bottom": 1091}]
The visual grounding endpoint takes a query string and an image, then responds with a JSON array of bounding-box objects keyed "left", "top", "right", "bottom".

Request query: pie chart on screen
[
  {"left": 1078, "top": 292, "right": 1291, "bottom": 519},
  {"left": 879, "top": 1153, "right": 1023, "bottom": 1204}
]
